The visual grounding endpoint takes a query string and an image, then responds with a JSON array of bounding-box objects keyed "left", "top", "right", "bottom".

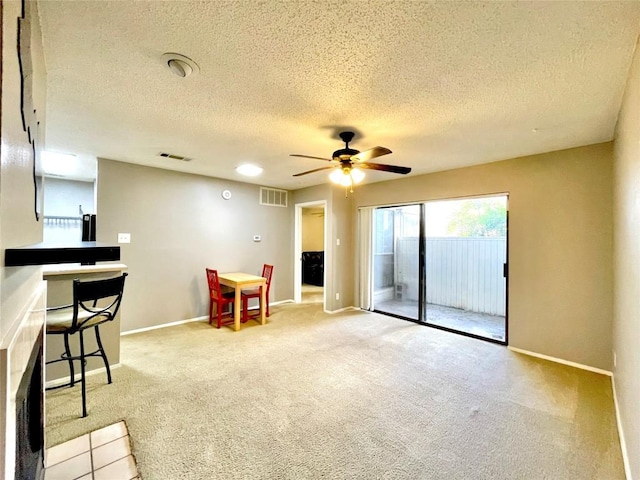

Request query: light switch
[
  {"left": 253, "top": 235, "right": 261, "bottom": 242},
  {"left": 118, "top": 233, "right": 131, "bottom": 243}
]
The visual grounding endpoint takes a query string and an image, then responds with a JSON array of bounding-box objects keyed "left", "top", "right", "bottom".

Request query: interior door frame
[{"left": 294, "top": 200, "right": 327, "bottom": 307}]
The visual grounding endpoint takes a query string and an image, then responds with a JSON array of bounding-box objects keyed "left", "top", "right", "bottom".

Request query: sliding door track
[{"left": 373, "top": 309, "right": 508, "bottom": 346}]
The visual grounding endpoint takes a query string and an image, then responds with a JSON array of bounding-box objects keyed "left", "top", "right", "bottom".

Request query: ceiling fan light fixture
[
  {"left": 236, "top": 164, "right": 263, "bottom": 177},
  {"left": 350, "top": 168, "right": 365, "bottom": 184},
  {"left": 330, "top": 168, "right": 347, "bottom": 185},
  {"left": 330, "top": 167, "right": 365, "bottom": 187}
]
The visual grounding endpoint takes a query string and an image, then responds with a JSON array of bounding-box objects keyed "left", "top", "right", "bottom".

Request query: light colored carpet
[
  {"left": 301, "top": 284, "right": 324, "bottom": 304},
  {"left": 46, "top": 303, "right": 624, "bottom": 479}
]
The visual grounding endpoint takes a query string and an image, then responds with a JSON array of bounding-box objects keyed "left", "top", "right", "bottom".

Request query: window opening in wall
[{"left": 43, "top": 177, "right": 96, "bottom": 243}]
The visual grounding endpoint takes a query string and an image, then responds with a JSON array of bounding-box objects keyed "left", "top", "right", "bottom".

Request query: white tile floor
[{"left": 45, "top": 421, "right": 140, "bottom": 480}]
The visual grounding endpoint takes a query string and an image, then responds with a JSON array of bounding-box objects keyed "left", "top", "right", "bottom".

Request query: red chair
[
  {"left": 242, "top": 264, "right": 273, "bottom": 323},
  {"left": 205, "top": 268, "right": 236, "bottom": 328}
]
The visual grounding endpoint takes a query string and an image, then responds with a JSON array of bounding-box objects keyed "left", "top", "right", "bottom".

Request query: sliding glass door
[
  {"left": 371, "top": 196, "right": 507, "bottom": 344},
  {"left": 423, "top": 197, "right": 507, "bottom": 342},
  {"left": 373, "top": 205, "right": 421, "bottom": 321}
]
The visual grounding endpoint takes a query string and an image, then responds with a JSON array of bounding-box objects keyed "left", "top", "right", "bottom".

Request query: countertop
[{"left": 42, "top": 263, "right": 128, "bottom": 277}]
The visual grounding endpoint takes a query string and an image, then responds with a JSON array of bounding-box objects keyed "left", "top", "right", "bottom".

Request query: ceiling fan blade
[
  {"left": 290, "top": 154, "right": 334, "bottom": 162},
  {"left": 350, "top": 146, "right": 392, "bottom": 163},
  {"left": 358, "top": 162, "right": 411, "bottom": 175},
  {"left": 293, "top": 166, "right": 336, "bottom": 177}
]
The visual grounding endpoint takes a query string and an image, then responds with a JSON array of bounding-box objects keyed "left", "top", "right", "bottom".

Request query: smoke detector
[{"left": 161, "top": 53, "right": 199, "bottom": 78}]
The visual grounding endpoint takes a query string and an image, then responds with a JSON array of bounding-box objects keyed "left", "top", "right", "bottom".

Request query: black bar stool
[{"left": 46, "top": 273, "right": 127, "bottom": 417}]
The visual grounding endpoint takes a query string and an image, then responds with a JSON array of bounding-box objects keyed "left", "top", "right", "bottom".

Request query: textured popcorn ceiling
[{"left": 38, "top": 1, "right": 640, "bottom": 189}]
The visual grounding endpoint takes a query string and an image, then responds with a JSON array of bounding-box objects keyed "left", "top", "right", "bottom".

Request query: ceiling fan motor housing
[
  {"left": 339, "top": 131, "right": 355, "bottom": 143},
  {"left": 333, "top": 147, "right": 359, "bottom": 160}
]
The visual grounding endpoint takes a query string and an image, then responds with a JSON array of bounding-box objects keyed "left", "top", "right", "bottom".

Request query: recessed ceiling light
[
  {"left": 161, "top": 53, "right": 199, "bottom": 78},
  {"left": 236, "top": 164, "right": 263, "bottom": 177}
]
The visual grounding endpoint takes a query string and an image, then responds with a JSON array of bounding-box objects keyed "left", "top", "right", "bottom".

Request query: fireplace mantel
[{"left": 0, "top": 282, "right": 47, "bottom": 480}]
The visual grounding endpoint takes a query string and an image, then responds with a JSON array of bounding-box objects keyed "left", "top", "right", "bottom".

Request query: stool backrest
[{"left": 72, "top": 273, "right": 128, "bottom": 329}]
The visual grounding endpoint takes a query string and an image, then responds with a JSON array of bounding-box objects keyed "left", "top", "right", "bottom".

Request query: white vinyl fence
[{"left": 391, "top": 237, "right": 506, "bottom": 316}]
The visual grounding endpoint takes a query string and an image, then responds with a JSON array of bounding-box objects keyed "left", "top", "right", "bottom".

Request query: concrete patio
[{"left": 374, "top": 299, "right": 506, "bottom": 342}]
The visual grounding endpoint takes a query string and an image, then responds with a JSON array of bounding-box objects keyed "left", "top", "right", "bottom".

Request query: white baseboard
[
  {"left": 270, "top": 299, "right": 295, "bottom": 306},
  {"left": 507, "top": 346, "right": 612, "bottom": 376},
  {"left": 46, "top": 363, "right": 122, "bottom": 389},
  {"left": 325, "top": 306, "right": 360, "bottom": 314},
  {"left": 121, "top": 316, "right": 208, "bottom": 336},
  {"left": 121, "top": 300, "right": 296, "bottom": 336},
  {"left": 612, "top": 376, "right": 633, "bottom": 480}
]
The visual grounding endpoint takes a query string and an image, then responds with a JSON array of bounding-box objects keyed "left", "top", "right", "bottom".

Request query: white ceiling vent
[
  {"left": 159, "top": 152, "right": 192, "bottom": 162},
  {"left": 260, "top": 187, "right": 288, "bottom": 207}
]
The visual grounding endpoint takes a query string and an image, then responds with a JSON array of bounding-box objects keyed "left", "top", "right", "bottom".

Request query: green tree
[{"left": 447, "top": 199, "right": 506, "bottom": 237}]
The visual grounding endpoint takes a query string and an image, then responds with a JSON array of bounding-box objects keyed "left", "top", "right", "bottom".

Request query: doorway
[
  {"left": 294, "top": 201, "right": 327, "bottom": 307},
  {"left": 372, "top": 195, "right": 508, "bottom": 344}
]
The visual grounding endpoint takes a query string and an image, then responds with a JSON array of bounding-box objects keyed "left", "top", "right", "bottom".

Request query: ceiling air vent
[
  {"left": 260, "top": 187, "right": 288, "bottom": 207},
  {"left": 159, "top": 152, "right": 192, "bottom": 162}
]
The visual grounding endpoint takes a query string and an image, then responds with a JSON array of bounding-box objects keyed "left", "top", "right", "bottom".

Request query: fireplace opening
[{"left": 14, "top": 330, "right": 44, "bottom": 480}]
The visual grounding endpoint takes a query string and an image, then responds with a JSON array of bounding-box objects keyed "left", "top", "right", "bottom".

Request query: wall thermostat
[{"left": 221, "top": 189, "right": 232, "bottom": 200}]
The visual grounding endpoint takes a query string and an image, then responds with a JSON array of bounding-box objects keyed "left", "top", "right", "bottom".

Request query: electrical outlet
[
  {"left": 118, "top": 233, "right": 131, "bottom": 244},
  {"left": 336, "top": 238, "right": 340, "bottom": 246},
  {"left": 335, "top": 293, "right": 340, "bottom": 300}
]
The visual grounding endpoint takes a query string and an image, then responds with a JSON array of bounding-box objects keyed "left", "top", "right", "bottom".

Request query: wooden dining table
[{"left": 217, "top": 272, "right": 267, "bottom": 331}]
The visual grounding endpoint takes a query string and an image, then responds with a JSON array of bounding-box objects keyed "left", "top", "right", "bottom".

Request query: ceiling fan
[{"left": 291, "top": 131, "right": 411, "bottom": 194}]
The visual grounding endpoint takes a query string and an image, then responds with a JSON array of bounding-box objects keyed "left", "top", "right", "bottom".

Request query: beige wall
[
  {"left": 0, "top": 0, "right": 45, "bottom": 340},
  {"left": 0, "top": 1, "right": 46, "bottom": 476},
  {"left": 331, "top": 188, "right": 355, "bottom": 308},
  {"left": 97, "top": 159, "right": 293, "bottom": 331},
  {"left": 613, "top": 36, "right": 640, "bottom": 479},
  {"left": 352, "top": 143, "right": 613, "bottom": 371},
  {"left": 302, "top": 209, "right": 324, "bottom": 252}
]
